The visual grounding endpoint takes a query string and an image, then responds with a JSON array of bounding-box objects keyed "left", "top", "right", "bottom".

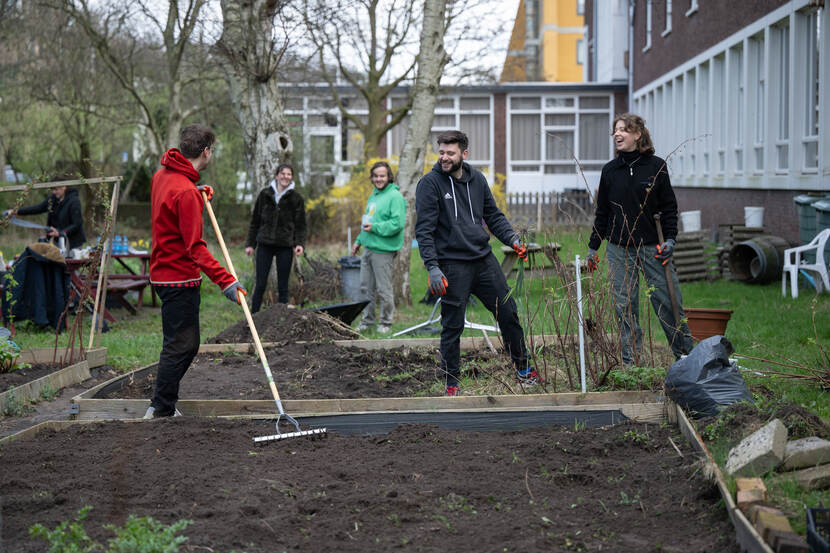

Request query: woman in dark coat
[
  {"left": 14, "top": 185, "right": 86, "bottom": 249},
  {"left": 244, "top": 163, "right": 307, "bottom": 312},
  {"left": 586, "top": 113, "right": 693, "bottom": 366}
]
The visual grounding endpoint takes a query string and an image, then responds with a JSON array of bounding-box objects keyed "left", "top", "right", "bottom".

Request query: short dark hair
[
  {"left": 436, "top": 130, "right": 468, "bottom": 151},
  {"left": 276, "top": 163, "right": 294, "bottom": 177},
  {"left": 369, "top": 161, "right": 394, "bottom": 183},
  {"left": 179, "top": 124, "right": 216, "bottom": 159}
]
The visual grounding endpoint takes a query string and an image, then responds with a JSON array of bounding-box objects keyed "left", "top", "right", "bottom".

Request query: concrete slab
[
  {"left": 776, "top": 463, "right": 830, "bottom": 491},
  {"left": 781, "top": 437, "right": 830, "bottom": 470},
  {"left": 726, "top": 419, "right": 788, "bottom": 477}
]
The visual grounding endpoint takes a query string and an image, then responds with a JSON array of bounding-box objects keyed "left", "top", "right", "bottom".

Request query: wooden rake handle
[
  {"left": 201, "top": 192, "right": 283, "bottom": 405},
  {"left": 654, "top": 213, "right": 682, "bottom": 328}
]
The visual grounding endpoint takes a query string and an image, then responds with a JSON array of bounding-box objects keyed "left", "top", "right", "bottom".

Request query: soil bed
[
  {"left": 99, "top": 343, "right": 482, "bottom": 400},
  {"left": 1, "top": 419, "right": 739, "bottom": 552},
  {"left": 207, "top": 303, "right": 356, "bottom": 343},
  {"left": 0, "top": 363, "right": 61, "bottom": 390}
]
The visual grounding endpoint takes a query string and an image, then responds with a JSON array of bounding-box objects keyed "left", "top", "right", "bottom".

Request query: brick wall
[
  {"left": 673, "top": 187, "right": 806, "bottom": 244},
  {"left": 633, "top": 0, "right": 789, "bottom": 90}
]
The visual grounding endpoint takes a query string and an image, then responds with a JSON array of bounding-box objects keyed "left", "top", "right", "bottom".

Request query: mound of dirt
[
  {"left": 98, "top": 343, "right": 524, "bottom": 400},
  {"left": 207, "top": 303, "right": 357, "bottom": 343},
  {"left": 698, "top": 401, "right": 830, "bottom": 445}
]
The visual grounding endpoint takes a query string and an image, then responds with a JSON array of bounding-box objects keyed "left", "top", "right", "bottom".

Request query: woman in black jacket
[
  {"left": 586, "top": 113, "right": 692, "bottom": 366},
  {"left": 14, "top": 185, "right": 86, "bottom": 249},
  {"left": 245, "top": 164, "right": 307, "bottom": 312}
]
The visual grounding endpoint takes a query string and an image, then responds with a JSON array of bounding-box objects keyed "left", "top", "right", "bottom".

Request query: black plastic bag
[{"left": 664, "top": 335, "right": 753, "bottom": 418}]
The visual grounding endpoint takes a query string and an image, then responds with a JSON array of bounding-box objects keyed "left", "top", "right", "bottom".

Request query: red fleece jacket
[{"left": 149, "top": 148, "right": 235, "bottom": 290}]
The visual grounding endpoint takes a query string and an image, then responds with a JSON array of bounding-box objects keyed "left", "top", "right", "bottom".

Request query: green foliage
[
  {"left": 0, "top": 338, "right": 25, "bottom": 373},
  {"left": 28, "top": 506, "right": 97, "bottom": 553},
  {"left": 29, "top": 506, "right": 193, "bottom": 553},
  {"left": 2, "top": 386, "right": 32, "bottom": 417},
  {"left": 104, "top": 515, "right": 192, "bottom": 553},
  {"left": 605, "top": 364, "right": 667, "bottom": 391}
]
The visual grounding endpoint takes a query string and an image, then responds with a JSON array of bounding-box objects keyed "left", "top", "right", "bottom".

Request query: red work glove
[
  {"left": 586, "top": 249, "right": 599, "bottom": 272},
  {"left": 427, "top": 266, "right": 448, "bottom": 296},
  {"left": 512, "top": 241, "right": 528, "bottom": 262},
  {"left": 197, "top": 185, "right": 214, "bottom": 202}
]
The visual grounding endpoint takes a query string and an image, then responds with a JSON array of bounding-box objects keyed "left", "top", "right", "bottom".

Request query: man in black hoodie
[
  {"left": 415, "top": 130, "right": 537, "bottom": 396},
  {"left": 8, "top": 180, "right": 86, "bottom": 249}
]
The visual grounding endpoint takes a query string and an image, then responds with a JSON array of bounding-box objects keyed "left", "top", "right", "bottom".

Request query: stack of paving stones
[
  {"left": 725, "top": 419, "right": 830, "bottom": 552},
  {"left": 673, "top": 231, "right": 708, "bottom": 282},
  {"left": 717, "top": 225, "right": 766, "bottom": 280}
]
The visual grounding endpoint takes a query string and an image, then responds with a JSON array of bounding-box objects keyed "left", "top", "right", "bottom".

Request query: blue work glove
[
  {"left": 586, "top": 249, "right": 599, "bottom": 272},
  {"left": 654, "top": 239, "right": 676, "bottom": 265},
  {"left": 222, "top": 281, "right": 248, "bottom": 304},
  {"left": 427, "top": 266, "right": 448, "bottom": 296},
  {"left": 197, "top": 185, "right": 214, "bottom": 201}
]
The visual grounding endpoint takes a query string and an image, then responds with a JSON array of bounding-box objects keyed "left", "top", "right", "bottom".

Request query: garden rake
[{"left": 201, "top": 191, "right": 326, "bottom": 443}]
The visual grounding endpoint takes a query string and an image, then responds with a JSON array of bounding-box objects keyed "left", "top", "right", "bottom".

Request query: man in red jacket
[{"left": 144, "top": 124, "right": 247, "bottom": 419}]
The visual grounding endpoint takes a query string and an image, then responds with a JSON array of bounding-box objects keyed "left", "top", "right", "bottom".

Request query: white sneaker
[
  {"left": 143, "top": 406, "right": 155, "bottom": 419},
  {"left": 173, "top": 408, "right": 183, "bottom": 417},
  {"left": 377, "top": 324, "right": 392, "bottom": 334},
  {"left": 356, "top": 322, "right": 372, "bottom": 332}
]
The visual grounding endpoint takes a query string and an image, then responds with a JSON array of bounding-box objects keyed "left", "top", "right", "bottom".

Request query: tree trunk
[
  {"left": 392, "top": 0, "right": 450, "bottom": 306},
  {"left": 217, "top": 0, "right": 292, "bottom": 191}
]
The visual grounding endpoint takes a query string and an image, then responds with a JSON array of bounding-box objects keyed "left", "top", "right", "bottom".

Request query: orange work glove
[
  {"left": 511, "top": 241, "right": 528, "bottom": 262},
  {"left": 197, "top": 185, "right": 214, "bottom": 202}
]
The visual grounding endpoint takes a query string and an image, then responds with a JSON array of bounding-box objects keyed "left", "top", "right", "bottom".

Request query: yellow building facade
[{"left": 501, "top": 0, "right": 585, "bottom": 82}]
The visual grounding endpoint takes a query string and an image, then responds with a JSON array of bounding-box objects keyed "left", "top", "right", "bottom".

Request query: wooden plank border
[
  {"left": 196, "top": 334, "right": 573, "bottom": 354},
  {"left": 19, "top": 347, "right": 107, "bottom": 368},
  {"left": 674, "top": 404, "right": 773, "bottom": 553},
  {"left": 1, "top": 360, "right": 91, "bottom": 414}
]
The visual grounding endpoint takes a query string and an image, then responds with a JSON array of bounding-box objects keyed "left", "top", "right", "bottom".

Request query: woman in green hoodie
[{"left": 351, "top": 161, "right": 406, "bottom": 333}]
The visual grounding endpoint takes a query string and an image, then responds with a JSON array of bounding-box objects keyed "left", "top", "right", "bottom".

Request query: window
[
  {"left": 577, "top": 39, "right": 584, "bottom": 65},
  {"left": 728, "top": 45, "right": 744, "bottom": 174},
  {"left": 773, "top": 23, "right": 790, "bottom": 172},
  {"left": 507, "top": 94, "right": 613, "bottom": 176},
  {"left": 712, "top": 55, "right": 726, "bottom": 174},
  {"left": 802, "top": 10, "right": 819, "bottom": 171},
  {"left": 643, "top": 0, "right": 652, "bottom": 52},
  {"left": 749, "top": 35, "right": 765, "bottom": 173},
  {"left": 577, "top": 0, "right": 584, "bottom": 15},
  {"left": 662, "top": 0, "right": 672, "bottom": 36}
]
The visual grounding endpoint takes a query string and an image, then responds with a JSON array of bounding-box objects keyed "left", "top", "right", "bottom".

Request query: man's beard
[{"left": 441, "top": 159, "right": 462, "bottom": 174}]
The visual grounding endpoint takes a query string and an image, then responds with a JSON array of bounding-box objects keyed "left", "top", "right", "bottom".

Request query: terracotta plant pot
[{"left": 684, "top": 308, "right": 733, "bottom": 342}]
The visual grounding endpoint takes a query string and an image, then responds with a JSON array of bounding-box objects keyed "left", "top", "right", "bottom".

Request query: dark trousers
[
  {"left": 439, "top": 254, "right": 528, "bottom": 387},
  {"left": 151, "top": 286, "right": 200, "bottom": 416},
  {"left": 251, "top": 244, "right": 293, "bottom": 312}
]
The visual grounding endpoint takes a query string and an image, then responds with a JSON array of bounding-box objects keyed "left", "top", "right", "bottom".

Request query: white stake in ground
[{"left": 575, "top": 255, "right": 587, "bottom": 393}]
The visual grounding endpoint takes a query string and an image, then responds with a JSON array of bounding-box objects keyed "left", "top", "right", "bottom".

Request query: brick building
[{"left": 585, "top": 0, "right": 828, "bottom": 243}]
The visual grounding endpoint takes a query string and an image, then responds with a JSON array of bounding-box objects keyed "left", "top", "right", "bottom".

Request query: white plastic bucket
[
  {"left": 680, "top": 210, "right": 701, "bottom": 232},
  {"left": 744, "top": 206, "right": 765, "bottom": 228}
]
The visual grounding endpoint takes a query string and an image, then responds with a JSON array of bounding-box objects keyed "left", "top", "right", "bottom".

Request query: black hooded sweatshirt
[
  {"left": 415, "top": 161, "right": 516, "bottom": 269},
  {"left": 17, "top": 188, "right": 87, "bottom": 249},
  {"left": 588, "top": 151, "right": 679, "bottom": 251}
]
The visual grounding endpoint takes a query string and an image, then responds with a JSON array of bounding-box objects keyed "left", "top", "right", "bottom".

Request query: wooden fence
[{"left": 505, "top": 189, "right": 594, "bottom": 229}]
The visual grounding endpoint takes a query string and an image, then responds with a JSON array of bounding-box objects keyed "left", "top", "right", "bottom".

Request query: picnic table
[
  {"left": 67, "top": 252, "right": 152, "bottom": 322},
  {"left": 499, "top": 242, "right": 564, "bottom": 278}
]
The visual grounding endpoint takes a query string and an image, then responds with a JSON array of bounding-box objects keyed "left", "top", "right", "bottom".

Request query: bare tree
[
  {"left": 216, "top": 0, "right": 293, "bottom": 189},
  {"left": 391, "top": 0, "right": 450, "bottom": 305},
  {"left": 301, "top": 0, "right": 419, "bottom": 162},
  {"left": 49, "top": 0, "right": 211, "bottom": 162}
]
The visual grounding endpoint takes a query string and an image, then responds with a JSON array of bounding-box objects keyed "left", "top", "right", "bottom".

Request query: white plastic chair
[{"left": 782, "top": 228, "right": 830, "bottom": 298}]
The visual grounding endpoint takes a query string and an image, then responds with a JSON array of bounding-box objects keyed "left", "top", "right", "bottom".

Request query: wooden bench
[
  {"left": 91, "top": 275, "right": 150, "bottom": 316},
  {"left": 499, "top": 242, "right": 563, "bottom": 278}
]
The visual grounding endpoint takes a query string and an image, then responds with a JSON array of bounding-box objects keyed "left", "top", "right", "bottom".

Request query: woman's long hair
[{"left": 612, "top": 113, "right": 655, "bottom": 155}]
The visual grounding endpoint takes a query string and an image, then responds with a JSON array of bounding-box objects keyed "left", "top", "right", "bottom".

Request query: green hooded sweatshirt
[{"left": 355, "top": 183, "right": 407, "bottom": 253}]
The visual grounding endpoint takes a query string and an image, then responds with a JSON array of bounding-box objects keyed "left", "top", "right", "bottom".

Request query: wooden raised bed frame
[{"left": 0, "top": 347, "right": 107, "bottom": 414}]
